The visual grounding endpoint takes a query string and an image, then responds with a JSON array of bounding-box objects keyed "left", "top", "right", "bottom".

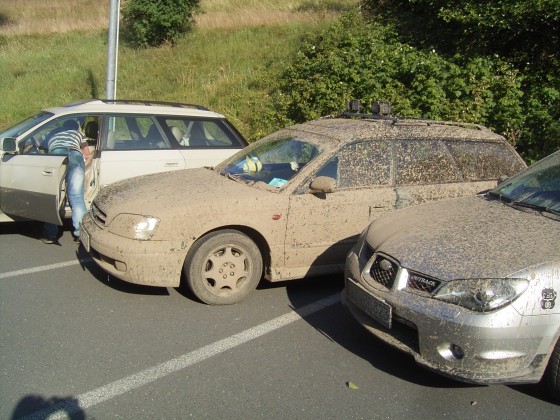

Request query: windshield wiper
[
  {"left": 225, "top": 172, "right": 242, "bottom": 181},
  {"left": 508, "top": 200, "right": 560, "bottom": 217}
]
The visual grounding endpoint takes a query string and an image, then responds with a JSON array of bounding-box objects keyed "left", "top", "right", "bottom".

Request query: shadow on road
[
  {"left": 11, "top": 394, "right": 84, "bottom": 420},
  {"left": 283, "top": 274, "right": 470, "bottom": 390}
]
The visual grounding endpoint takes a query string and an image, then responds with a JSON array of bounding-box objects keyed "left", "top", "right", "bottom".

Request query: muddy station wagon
[
  {"left": 343, "top": 150, "right": 559, "bottom": 399},
  {"left": 80, "top": 100, "right": 526, "bottom": 305},
  {"left": 0, "top": 99, "right": 247, "bottom": 224}
]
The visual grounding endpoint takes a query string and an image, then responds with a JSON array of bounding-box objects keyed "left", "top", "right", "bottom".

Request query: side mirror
[
  {"left": 309, "top": 176, "right": 336, "bottom": 194},
  {"left": 1, "top": 137, "right": 17, "bottom": 153}
]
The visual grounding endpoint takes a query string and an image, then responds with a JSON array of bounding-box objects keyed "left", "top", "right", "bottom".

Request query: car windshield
[
  {"left": 489, "top": 151, "right": 560, "bottom": 212},
  {"left": 0, "top": 111, "right": 53, "bottom": 139},
  {"left": 218, "top": 137, "right": 321, "bottom": 188}
]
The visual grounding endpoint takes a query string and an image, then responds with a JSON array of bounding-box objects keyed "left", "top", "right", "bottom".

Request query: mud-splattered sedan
[
  {"left": 80, "top": 102, "right": 526, "bottom": 305},
  {"left": 343, "top": 150, "right": 560, "bottom": 399}
]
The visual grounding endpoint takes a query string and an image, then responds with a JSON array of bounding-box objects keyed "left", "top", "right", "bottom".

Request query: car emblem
[
  {"left": 379, "top": 259, "right": 392, "bottom": 272},
  {"left": 540, "top": 288, "right": 557, "bottom": 310}
]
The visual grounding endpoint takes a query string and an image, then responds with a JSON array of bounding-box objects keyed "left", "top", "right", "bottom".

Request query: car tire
[
  {"left": 184, "top": 229, "right": 263, "bottom": 305},
  {"left": 545, "top": 337, "right": 560, "bottom": 401}
]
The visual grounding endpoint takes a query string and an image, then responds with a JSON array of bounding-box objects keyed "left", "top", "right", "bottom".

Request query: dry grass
[
  {"left": 0, "top": 0, "right": 109, "bottom": 35},
  {"left": 0, "top": 0, "right": 356, "bottom": 35}
]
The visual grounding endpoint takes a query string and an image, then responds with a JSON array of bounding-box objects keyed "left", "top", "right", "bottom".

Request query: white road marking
[
  {"left": 21, "top": 293, "right": 341, "bottom": 420},
  {"left": 0, "top": 258, "right": 92, "bottom": 279}
]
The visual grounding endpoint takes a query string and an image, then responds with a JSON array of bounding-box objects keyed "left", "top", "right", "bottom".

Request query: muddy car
[
  {"left": 343, "top": 150, "right": 560, "bottom": 400},
  {"left": 0, "top": 99, "right": 247, "bottom": 224},
  {"left": 80, "top": 101, "right": 526, "bottom": 305}
]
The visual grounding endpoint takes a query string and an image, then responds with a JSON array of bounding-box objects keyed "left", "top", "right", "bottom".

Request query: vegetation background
[
  {"left": 1, "top": 0, "right": 354, "bottom": 140},
  {"left": 1, "top": 0, "right": 558, "bottom": 162}
]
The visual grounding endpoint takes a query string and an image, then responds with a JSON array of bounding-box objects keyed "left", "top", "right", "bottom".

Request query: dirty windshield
[
  {"left": 219, "top": 137, "right": 320, "bottom": 188},
  {"left": 490, "top": 151, "right": 560, "bottom": 212}
]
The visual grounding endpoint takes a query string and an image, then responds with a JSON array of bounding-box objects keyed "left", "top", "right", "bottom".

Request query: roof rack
[
  {"left": 98, "top": 99, "right": 209, "bottom": 111},
  {"left": 341, "top": 99, "right": 398, "bottom": 122},
  {"left": 340, "top": 99, "right": 489, "bottom": 130}
]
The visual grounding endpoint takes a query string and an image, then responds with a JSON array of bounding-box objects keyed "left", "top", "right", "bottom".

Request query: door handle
[
  {"left": 42, "top": 169, "right": 55, "bottom": 176},
  {"left": 164, "top": 162, "right": 180, "bottom": 167}
]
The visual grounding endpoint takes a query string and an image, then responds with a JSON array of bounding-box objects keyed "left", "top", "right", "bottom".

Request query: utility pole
[{"left": 106, "top": 0, "right": 120, "bottom": 100}]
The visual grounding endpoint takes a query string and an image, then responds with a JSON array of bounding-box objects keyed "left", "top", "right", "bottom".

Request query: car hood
[
  {"left": 366, "top": 195, "right": 560, "bottom": 280},
  {"left": 95, "top": 167, "right": 271, "bottom": 222}
]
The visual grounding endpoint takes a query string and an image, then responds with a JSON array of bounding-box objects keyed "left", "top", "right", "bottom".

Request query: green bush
[
  {"left": 121, "top": 0, "right": 200, "bottom": 48},
  {"left": 357, "top": 0, "right": 560, "bottom": 161},
  {"left": 271, "top": 10, "right": 559, "bottom": 161}
]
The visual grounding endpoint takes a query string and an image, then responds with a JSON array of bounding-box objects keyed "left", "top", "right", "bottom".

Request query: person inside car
[{"left": 41, "top": 120, "right": 91, "bottom": 244}]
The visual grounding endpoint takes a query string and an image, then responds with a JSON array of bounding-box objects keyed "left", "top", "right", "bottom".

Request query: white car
[{"left": 0, "top": 99, "right": 248, "bottom": 224}]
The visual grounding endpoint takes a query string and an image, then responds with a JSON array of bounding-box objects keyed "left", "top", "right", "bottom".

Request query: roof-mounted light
[
  {"left": 341, "top": 99, "right": 396, "bottom": 121},
  {"left": 346, "top": 99, "right": 362, "bottom": 112},
  {"left": 371, "top": 101, "right": 391, "bottom": 115}
]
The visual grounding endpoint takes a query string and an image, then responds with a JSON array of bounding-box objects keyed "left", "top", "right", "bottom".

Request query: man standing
[{"left": 41, "top": 119, "right": 91, "bottom": 244}]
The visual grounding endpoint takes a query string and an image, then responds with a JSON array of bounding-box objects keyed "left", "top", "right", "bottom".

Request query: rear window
[{"left": 446, "top": 140, "right": 525, "bottom": 181}]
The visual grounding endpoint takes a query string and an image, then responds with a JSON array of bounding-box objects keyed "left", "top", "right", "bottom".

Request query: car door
[
  {"left": 284, "top": 140, "right": 397, "bottom": 275},
  {"left": 98, "top": 115, "right": 187, "bottom": 186},
  {"left": 0, "top": 154, "right": 67, "bottom": 224}
]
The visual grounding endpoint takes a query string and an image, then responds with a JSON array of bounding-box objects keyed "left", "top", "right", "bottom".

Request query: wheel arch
[{"left": 184, "top": 224, "right": 272, "bottom": 276}]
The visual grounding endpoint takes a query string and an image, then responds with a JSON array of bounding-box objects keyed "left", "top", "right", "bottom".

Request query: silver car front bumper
[{"left": 343, "top": 250, "right": 558, "bottom": 385}]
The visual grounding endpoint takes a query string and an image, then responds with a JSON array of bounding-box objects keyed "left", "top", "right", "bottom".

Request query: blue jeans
[{"left": 43, "top": 149, "right": 87, "bottom": 239}]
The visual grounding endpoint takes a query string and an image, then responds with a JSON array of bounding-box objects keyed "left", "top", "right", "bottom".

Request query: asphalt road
[{"left": 1, "top": 222, "right": 558, "bottom": 419}]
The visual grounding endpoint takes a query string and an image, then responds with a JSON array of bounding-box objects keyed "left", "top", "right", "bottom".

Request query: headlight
[
  {"left": 108, "top": 214, "right": 160, "bottom": 240},
  {"left": 434, "top": 278, "right": 529, "bottom": 312}
]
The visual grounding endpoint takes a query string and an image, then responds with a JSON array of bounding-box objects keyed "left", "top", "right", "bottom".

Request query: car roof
[
  {"left": 288, "top": 117, "right": 507, "bottom": 144},
  {"left": 42, "top": 99, "right": 227, "bottom": 119}
]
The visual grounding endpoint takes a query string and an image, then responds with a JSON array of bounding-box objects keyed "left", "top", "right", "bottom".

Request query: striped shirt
[{"left": 48, "top": 129, "right": 85, "bottom": 153}]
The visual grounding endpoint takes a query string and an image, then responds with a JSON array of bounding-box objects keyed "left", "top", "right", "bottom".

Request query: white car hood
[{"left": 366, "top": 195, "right": 560, "bottom": 280}]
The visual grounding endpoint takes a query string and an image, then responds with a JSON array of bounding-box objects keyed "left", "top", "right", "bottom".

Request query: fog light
[
  {"left": 450, "top": 344, "right": 465, "bottom": 360},
  {"left": 438, "top": 343, "right": 465, "bottom": 361}
]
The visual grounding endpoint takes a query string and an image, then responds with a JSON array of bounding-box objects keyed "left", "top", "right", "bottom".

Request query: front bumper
[
  {"left": 81, "top": 213, "right": 189, "bottom": 287},
  {"left": 343, "top": 249, "right": 557, "bottom": 385}
]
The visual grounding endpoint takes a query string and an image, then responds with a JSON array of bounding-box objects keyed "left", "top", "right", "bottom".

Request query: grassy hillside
[{"left": 0, "top": 0, "right": 357, "bottom": 140}]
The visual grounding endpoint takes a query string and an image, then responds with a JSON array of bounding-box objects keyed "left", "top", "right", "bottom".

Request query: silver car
[{"left": 343, "top": 150, "right": 560, "bottom": 400}]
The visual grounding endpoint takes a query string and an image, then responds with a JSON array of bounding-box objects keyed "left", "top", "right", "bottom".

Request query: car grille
[
  {"left": 91, "top": 202, "right": 108, "bottom": 227},
  {"left": 361, "top": 250, "right": 441, "bottom": 295},
  {"left": 406, "top": 272, "right": 441, "bottom": 295},
  {"left": 362, "top": 252, "right": 399, "bottom": 290}
]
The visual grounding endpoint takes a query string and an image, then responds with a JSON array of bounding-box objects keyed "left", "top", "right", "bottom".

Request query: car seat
[
  {"left": 84, "top": 121, "right": 99, "bottom": 142},
  {"left": 188, "top": 123, "right": 207, "bottom": 147},
  {"left": 170, "top": 126, "right": 183, "bottom": 143}
]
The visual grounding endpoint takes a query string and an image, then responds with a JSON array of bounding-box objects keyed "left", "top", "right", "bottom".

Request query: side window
[
  {"left": 396, "top": 140, "right": 458, "bottom": 185},
  {"left": 19, "top": 114, "right": 95, "bottom": 155},
  {"left": 104, "top": 116, "right": 170, "bottom": 150},
  {"left": 158, "top": 117, "right": 239, "bottom": 148},
  {"left": 445, "top": 140, "right": 526, "bottom": 181},
  {"left": 318, "top": 141, "right": 391, "bottom": 188}
]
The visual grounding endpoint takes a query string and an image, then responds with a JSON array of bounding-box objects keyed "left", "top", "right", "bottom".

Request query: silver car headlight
[
  {"left": 108, "top": 214, "right": 160, "bottom": 240},
  {"left": 434, "top": 278, "right": 529, "bottom": 312}
]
